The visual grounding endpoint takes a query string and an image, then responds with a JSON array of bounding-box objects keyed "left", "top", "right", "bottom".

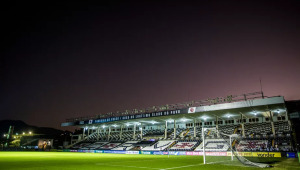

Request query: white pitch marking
[
  {"left": 95, "top": 163, "right": 161, "bottom": 169},
  {"left": 160, "top": 163, "right": 205, "bottom": 170}
]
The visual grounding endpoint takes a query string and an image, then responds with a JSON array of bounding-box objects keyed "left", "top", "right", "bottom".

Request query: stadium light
[
  {"left": 23, "top": 132, "right": 25, "bottom": 135},
  {"left": 181, "top": 118, "right": 188, "bottom": 122},
  {"left": 29, "top": 131, "right": 32, "bottom": 135},
  {"left": 167, "top": 119, "right": 173, "bottom": 123},
  {"left": 16, "top": 133, "right": 18, "bottom": 135},
  {"left": 3, "top": 134, "right": 6, "bottom": 137}
]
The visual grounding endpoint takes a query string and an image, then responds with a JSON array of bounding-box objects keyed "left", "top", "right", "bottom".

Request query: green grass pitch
[{"left": 0, "top": 152, "right": 298, "bottom": 170}]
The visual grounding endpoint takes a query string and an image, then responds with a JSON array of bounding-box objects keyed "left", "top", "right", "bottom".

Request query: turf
[{"left": 0, "top": 152, "right": 299, "bottom": 170}]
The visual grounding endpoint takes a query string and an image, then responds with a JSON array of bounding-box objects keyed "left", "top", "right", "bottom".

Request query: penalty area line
[{"left": 160, "top": 163, "right": 204, "bottom": 170}]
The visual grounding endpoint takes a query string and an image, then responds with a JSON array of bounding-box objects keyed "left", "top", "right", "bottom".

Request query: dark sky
[{"left": 1, "top": 0, "right": 300, "bottom": 130}]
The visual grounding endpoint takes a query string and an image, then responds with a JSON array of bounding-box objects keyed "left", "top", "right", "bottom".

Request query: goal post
[{"left": 200, "top": 127, "right": 270, "bottom": 168}]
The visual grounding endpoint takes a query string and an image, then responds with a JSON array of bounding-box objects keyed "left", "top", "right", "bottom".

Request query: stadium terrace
[{"left": 61, "top": 92, "right": 296, "bottom": 167}]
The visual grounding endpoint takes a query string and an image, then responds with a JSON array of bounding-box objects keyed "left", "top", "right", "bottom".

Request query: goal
[{"left": 198, "top": 127, "right": 270, "bottom": 168}]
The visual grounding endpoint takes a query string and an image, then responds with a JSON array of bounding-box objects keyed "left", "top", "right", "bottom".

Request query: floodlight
[
  {"left": 23, "top": 132, "right": 25, "bottom": 135},
  {"left": 29, "top": 131, "right": 32, "bottom": 135},
  {"left": 181, "top": 118, "right": 187, "bottom": 122}
]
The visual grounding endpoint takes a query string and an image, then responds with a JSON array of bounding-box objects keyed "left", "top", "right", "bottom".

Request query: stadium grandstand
[{"left": 61, "top": 91, "right": 298, "bottom": 167}]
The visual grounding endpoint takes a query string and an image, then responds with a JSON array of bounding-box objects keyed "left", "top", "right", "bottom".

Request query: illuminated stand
[{"left": 201, "top": 127, "right": 269, "bottom": 168}]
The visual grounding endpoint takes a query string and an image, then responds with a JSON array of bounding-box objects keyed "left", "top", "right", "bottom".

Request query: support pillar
[
  {"left": 285, "top": 109, "right": 291, "bottom": 126},
  {"left": 164, "top": 121, "right": 168, "bottom": 139},
  {"left": 173, "top": 120, "right": 176, "bottom": 139},
  {"left": 97, "top": 126, "right": 100, "bottom": 140},
  {"left": 120, "top": 125, "right": 123, "bottom": 140},
  {"left": 241, "top": 114, "right": 245, "bottom": 137},
  {"left": 241, "top": 123, "right": 245, "bottom": 137},
  {"left": 108, "top": 126, "right": 111, "bottom": 141},
  {"left": 216, "top": 117, "right": 219, "bottom": 137},
  {"left": 193, "top": 119, "right": 196, "bottom": 138},
  {"left": 87, "top": 127, "right": 90, "bottom": 136},
  {"left": 133, "top": 124, "right": 136, "bottom": 139},
  {"left": 270, "top": 111, "right": 276, "bottom": 136},
  {"left": 82, "top": 127, "right": 86, "bottom": 139},
  {"left": 140, "top": 123, "right": 143, "bottom": 139}
]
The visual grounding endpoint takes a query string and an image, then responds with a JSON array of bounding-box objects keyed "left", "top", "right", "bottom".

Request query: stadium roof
[{"left": 61, "top": 92, "right": 287, "bottom": 128}]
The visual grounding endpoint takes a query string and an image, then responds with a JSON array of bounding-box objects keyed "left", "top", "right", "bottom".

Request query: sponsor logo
[
  {"left": 153, "top": 151, "right": 169, "bottom": 155},
  {"left": 188, "top": 107, "right": 196, "bottom": 113},
  {"left": 186, "top": 152, "right": 201, "bottom": 156},
  {"left": 286, "top": 152, "right": 296, "bottom": 158},
  {"left": 103, "top": 150, "right": 126, "bottom": 154},
  {"left": 169, "top": 152, "right": 179, "bottom": 155},
  {"left": 141, "top": 151, "right": 152, "bottom": 155},
  {"left": 126, "top": 151, "right": 139, "bottom": 154},
  {"left": 252, "top": 152, "right": 281, "bottom": 158},
  {"left": 257, "top": 153, "right": 275, "bottom": 157}
]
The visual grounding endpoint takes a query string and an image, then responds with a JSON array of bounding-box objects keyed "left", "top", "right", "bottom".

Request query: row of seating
[
  {"left": 195, "top": 139, "right": 229, "bottom": 152},
  {"left": 84, "top": 121, "right": 291, "bottom": 142},
  {"left": 72, "top": 136, "right": 293, "bottom": 152},
  {"left": 169, "top": 140, "right": 200, "bottom": 151}
]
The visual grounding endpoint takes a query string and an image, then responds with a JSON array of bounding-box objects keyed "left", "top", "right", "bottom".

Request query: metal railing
[{"left": 65, "top": 91, "right": 264, "bottom": 122}]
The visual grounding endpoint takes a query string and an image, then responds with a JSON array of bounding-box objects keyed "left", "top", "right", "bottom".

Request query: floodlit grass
[{"left": 0, "top": 152, "right": 298, "bottom": 170}]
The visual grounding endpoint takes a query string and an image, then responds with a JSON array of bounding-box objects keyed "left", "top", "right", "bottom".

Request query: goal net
[{"left": 197, "top": 127, "right": 270, "bottom": 168}]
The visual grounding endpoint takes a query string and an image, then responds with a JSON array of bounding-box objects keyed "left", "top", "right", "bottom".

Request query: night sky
[{"left": 1, "top": 0, "right": 300, "bottom": 130}]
